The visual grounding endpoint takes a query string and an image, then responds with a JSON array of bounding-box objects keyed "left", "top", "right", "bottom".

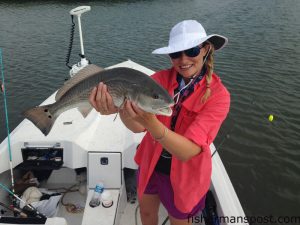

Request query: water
[{"left": 1, "top": 0, "right": 299, "bottom": 222}]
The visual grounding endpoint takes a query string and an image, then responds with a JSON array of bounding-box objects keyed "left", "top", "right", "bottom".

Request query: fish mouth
[{"left": 155, "top": 106, "right": 173, "bottom": 116}]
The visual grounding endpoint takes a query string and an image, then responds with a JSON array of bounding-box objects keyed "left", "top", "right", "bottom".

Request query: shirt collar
[{"left": 171, "top": 66, "right": 208, "bottom": 90}]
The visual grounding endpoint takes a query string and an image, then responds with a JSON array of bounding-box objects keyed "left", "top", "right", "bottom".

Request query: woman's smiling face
[{"left": 170, "top": 44, "right": 210, "bottom": 80}]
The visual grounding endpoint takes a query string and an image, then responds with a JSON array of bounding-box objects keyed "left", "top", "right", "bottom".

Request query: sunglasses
[{"left": 169, "top": 45, "right": 203, "bottom": 59}]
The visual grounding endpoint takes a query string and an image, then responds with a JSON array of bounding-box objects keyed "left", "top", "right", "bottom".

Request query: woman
[{"left": 89, "top": 20, "right": 230, "bottom": 225}]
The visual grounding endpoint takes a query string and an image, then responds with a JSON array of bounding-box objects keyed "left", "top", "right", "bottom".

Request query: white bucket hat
[{"left": 152, "top": 20, "right": 228, "bottom": 54}]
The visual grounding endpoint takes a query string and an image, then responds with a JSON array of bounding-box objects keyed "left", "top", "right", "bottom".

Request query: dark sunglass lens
[
  {"left": 185, "top": 46, "right": 201, "bottom": 57},
  {"left": 169, "top": 51, "right": 182, "bottom": 59}
]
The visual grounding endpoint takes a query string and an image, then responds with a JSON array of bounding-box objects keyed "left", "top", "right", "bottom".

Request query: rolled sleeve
[{"left": 184, "top": 89, "right": 230, "bottom": 151}]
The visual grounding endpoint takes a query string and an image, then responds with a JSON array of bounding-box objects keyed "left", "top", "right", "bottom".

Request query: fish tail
[{"left": 23, "top": 103, "right": 57, "bottom": 136}]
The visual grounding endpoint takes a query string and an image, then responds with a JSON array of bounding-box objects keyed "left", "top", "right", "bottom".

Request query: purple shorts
[{"left": 137, "top": 169, "right": 205, "bottom": 219}]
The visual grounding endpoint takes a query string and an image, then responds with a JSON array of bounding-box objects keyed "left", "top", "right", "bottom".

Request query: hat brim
[{"left": 152, "top": 34, "right": 228, "bottom": 54}]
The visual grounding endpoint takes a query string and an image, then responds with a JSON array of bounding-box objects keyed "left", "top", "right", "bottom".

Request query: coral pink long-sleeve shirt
[{"left": 134, "top": 67, "right": 230, "bottom": 213}]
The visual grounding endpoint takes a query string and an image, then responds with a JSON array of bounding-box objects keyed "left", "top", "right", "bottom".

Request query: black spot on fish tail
[{"left": 23, "top": 104, "right": 57, "bottom": 136}]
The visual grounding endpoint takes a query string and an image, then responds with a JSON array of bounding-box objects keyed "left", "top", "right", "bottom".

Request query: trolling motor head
[
  {"left": 70, "top": 6, "right": 91, "bottom": 16},
  {"left": 67, "top": 6, "right": 91, "bottom": 77}
]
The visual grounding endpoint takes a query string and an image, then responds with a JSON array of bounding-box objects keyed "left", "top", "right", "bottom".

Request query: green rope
[
  {"left": 0, "top": 48, "right": 12, "bottom": 161},
  {"left": 0, "top": 182, "right": 15, "bottom": 197}
]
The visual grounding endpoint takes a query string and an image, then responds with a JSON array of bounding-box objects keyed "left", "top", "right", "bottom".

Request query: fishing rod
[
  {"left": 211, "top": 124, "right": 235, "bottom": 158},
  {"left": 0, "top": 49, "right": 15, "bottom": 193},
  {"left": 0, "top": 182, "right": 46, "bottom": 219},
  {"left": 0, "top": 200, "right": 28, "bottom": 218}
]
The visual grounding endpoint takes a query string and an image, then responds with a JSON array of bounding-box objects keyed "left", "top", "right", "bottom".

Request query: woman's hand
[
  {"left": 120, "top": 100, "right": 157, "bottom": 130},
  {"left": 89, "top": 82, "right": 118, "bottom": 115}
]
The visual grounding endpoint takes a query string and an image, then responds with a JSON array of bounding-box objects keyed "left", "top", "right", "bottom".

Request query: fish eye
[{"left": 153, "top": 94, "right": 159, "bottom": 99}]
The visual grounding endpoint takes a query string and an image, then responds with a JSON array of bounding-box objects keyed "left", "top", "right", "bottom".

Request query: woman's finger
[
  {"left": 106, "top": 92, "right": 118, "bottom": 112},
  {"left": 125, "top": 100, "right": 138, "bottom": 117},
  {"left": 95, "top": 82, "right": 110, "bottom": 114},
  {"left": 131, "top": 102, "right": 144, "bottom": 115},
  {"left": 94, "top": 82, "right": 109, "bottom": 114},
  {"left": 95, "top": 82, "right": 103, "bottom": 102},
  {"left": 100, "top": 84, "right": 109, "bottom": 112}
]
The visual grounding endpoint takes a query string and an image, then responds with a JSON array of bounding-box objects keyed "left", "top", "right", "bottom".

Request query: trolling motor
[{"left": 66, "top": 6, "right": 91, "bottom": 77}]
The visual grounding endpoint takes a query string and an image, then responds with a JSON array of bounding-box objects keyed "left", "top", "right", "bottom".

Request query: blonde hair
[{"left": 201, "top": 42, "right": 215, "bottom": 102}]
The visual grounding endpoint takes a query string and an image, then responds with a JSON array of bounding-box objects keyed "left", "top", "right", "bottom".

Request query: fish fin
[
  {"left": 78, "top": 105, "right": 93, "bottom": 118},
  {"left": 119, "top": 96, "right": 127, "bottom": 109},
  {"left": 112, "top": 97, "right": 127, "bottom": 121},
  {"left": 23, "top": 104, "right": 57, "bottom": 136},
  {"left": 55, "top": 64, "right": 104, "bottom": 101},
  {"left": 113, "top": 112, "right": 118, "bottom": 121},
  {"left": 113, "top": 96, "right": 127, "bottom": 121}
]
